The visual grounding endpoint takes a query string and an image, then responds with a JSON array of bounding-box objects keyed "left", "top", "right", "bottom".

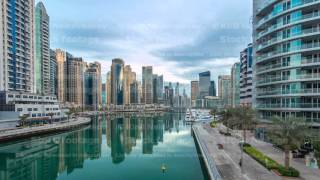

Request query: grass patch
[{"left": 244, "top": 146, "right": 299, "bottom": 177}]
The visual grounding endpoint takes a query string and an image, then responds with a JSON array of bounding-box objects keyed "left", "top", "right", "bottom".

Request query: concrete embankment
[
  {"left": 0, "top": 117, "right": 91, "bottom": 142},
  {"left": 192, "top": 125, "right": 222, "bottom": 180}
]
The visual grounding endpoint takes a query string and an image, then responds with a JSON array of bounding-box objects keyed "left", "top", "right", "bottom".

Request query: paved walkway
[
  {"left": 247, "top": 136, "right": 320, "bottom": 180},
  {"left": 194, "top": 123, "right": 280, "bottom": 180},
  {"left": 0, "top": 117, "right": 91, "bottom": 142}
]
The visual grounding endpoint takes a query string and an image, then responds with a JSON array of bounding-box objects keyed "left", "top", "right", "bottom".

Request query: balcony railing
[
  {"left": 257, "top": 11, "right": 320, "bottom": 39},
  {"left": 256, "top": 57, "right": 320, "bottom": 72},
  {"left": 257, "top": 42, "right": 320, "bottom": 62},
  {"left": 257, "top": 27, "right": 320, "bottom": 51},
  {"left": 257, "top": 73, "right": 320, "bottom": 85},
  {"left": 257, "top": 0, "right": 320, "bottom": 28},
  {"left": 257, "top": 88, "right": 320, "bottom": 96},
  {"left": 257, "top": 103, "right": 320, "bottom": 109}
]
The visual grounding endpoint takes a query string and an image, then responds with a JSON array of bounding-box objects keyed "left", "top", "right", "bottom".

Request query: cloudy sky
[{"left": 39, "top": 0, "right": 252, "bottom": 85}]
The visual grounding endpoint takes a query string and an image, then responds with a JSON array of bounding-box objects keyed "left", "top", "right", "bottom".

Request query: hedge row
[{"left": 244, "top": 146, "right": 300, "bottom": 177}]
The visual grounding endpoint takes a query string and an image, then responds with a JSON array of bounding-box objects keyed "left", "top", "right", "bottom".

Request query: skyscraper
[
  {"left": 253, "top": 0, "right": 320, "bottom": 121},
  {"left": 231, "top": 62, "right": 241, "bottom": 107},
  {"left": 106, "top": 72, "right": 111, "bottom": 105},
  {"left": 66, "top": 57, "right": 86, "bottom": 107},
  {"left": 240, "top": 44, "right": 253, "bottom": 106},
  {"left": 35, "top": 2, "right": 50, "bottom": 95},
  {"left": 174, "top": 82, "right": 180, "bottom": 107},
  {"left": 0, "top": 0, "right": 35, "bottom": 93},
  {"left": 191, "top": 81, "right": 199, "bottom": 100},
  {"left": 49, "top": 50, "right": 57, "bottom": 96},
  {"left": 102, "top": 83, "right": 106, "bottom": 107},
  {"left": 123, "top": 65, "right": 134, "bottom": 105},
  {"left": 218, "top": 75, "right": 231, "bottom": 107},
  {"left": 130, "top": 81, "right": 139, "bottom": 104},
  {"left": 85, "top": 62, "right": 102, "bottom": 110},
  {"left": 55, "top": 49, "right": 71, "bottom": 103},
  {"left": 142, "top": 66, "right": 153, "bottom": 104},
  {"left": 209, "top": 81, "right": 216, "bottom": 96},
  {"left": 157, "top": 75, "right": 164, "bottom": 102},
  {"left": 199, "top": 71, "right": 211, "bottom": 98},
  {"left": 111, "top": 59, "right": 124, "bottom": 105},
  {"left": 153, "top": 75, "right": 158, "bottom": 104}
]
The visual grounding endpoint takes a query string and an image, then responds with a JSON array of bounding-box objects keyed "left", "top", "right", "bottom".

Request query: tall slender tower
[
  {"left": 55, "top": 49, "right": 67, "bottom": 102},
  {"left": 142, "top": 66, "right": 153, "bottom": 104},
  {"left": 35, "top": 2, "right": 50, "bottom": 95},
  {"left": 106, "top": 72, "right": 111, "bottom": 105},
  {"left": 0, "top": 0, "right": 35, "bottom": 92},
  {"left": 111, "top": 59, "right": 124, "bottom": 105}
]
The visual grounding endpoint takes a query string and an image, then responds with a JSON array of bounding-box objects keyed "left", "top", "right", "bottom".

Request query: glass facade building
[
  {"left": 35, "top": 2, "right": 50, "bottom": 95},
  {"left": 240, "top": 44, "right": 253, "bottom": 106},
  {"left": 199, "top": 71, "right": 211, "bottom": 98},
  {"left": 142, "top": 66, "right": 153, "bottom": 104},
  {"left": 111, "top": 59, "right": 124, "bottom": 105},
  {"left": 0, "top": 0, "right": 35, "bottom": 92},
  {"left": 209, "top": 81, "right": 216, "bottom": 96},
  {"left": 254, "top": 0, "right": 320, "bottom": 122},
  {"left": 231, "top": 63, "right": 241, "bottom": 107}
]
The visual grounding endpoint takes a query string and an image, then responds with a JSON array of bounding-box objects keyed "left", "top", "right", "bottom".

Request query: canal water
[{"left": 0, "top": 113, "right": 209, "bottom": 180}]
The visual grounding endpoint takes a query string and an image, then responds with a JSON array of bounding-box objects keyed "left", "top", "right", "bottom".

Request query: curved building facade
[{"left": 254, "top": 0, "right": 320, "bottom": 122}]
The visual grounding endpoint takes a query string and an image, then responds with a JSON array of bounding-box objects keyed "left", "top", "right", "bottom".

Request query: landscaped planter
[{"left": 244, "top": 146, "right": 300, "bottom": 177}]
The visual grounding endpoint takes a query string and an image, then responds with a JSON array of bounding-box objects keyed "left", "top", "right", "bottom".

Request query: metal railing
[
  {"left": 257, "top": 73, "right": 320, "bottom": 85},
  {"left": 193, "top": 126, "right": 222, "bottom": 180},
  {"left": 257, "top": 88, "right": 320, "bottom": 96},
  {"left": 257, "top": 42, "right": 320, "bottom": 62},
  {"left": 258, "top": 11, "right": 320, "bottom": 39},
  {"left": 257, "top": 0, "right": 320, "bottom": 27},
  {"left": 257, "top": 103, "right": 320, "bottom": 109}
]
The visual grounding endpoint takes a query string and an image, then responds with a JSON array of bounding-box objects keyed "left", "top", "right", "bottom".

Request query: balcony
[
  {"left": 257, "top": 0, "right": 320, "bottom": 28},
  {"left": 257, "top": 27, "right": 320, "bottom": 52},
  {"left": 257, "top": 73, "right": 320, "bottom": 85},
  {"left": 256, "top": 0, "right": 277, "bottom": 16},
  {"left": 257, "top": 42, "right": 320, "bottom": 63},
  {"left": 257, "top": 11, "right": 320, "bottom": 40},
  {"left": 257, "top": 88, "right": 320, "bottom": 97},
  {"left": 257, "top": 103, "right": 320, "bottom": 109},
  {"left": 256, "top": 57, "right": 320, "bottom": 73}
]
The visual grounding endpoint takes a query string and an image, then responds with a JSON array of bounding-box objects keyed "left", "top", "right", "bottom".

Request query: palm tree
[
  {"left": 218, "top": 107, "right": 236, "bottom": 134},
  {"left": 267, "top": 116, "right": 310, "bottom": 169},
  {"left": 233, "top": 106, "right": 257, "bottom": 143},
  {"left": 65, "top": 109, "right": 74, "bottom": 122},
  {"left": 19, "top": 114, "right": 29, "bottom": 127},
  {"left": 210, "top": 108, "right": 218, "bottom": 121}
]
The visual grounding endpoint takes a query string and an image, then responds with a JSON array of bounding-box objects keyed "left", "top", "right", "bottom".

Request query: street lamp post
[{"left": 240, "top": 139, "right": 244, "bottom": 174}]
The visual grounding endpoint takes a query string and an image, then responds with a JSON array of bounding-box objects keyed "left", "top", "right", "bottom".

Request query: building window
[
  {"left": 28, "top": 108, "right": 32, "bottom": 111},
  {"left": 17, "top": 108, "right": 23, "bottom": 112}
]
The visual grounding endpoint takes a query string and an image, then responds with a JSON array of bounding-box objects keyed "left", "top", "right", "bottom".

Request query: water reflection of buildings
[
  {"left": 0, "top": 117, "right": 102, "bottom": 180},
  {"left": 0, "top": 113, "right": 184, "bottom": 179},
  {"left": 107, "top": 113, "right": 181, "bottom": 163}
]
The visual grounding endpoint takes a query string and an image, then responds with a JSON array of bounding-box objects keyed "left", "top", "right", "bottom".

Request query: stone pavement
[
  {"left": 194, "top": 123, "right": 281, "bottom": 180},
  {"left": 248, "top": 136, "right": 320, "bottom": 180}
]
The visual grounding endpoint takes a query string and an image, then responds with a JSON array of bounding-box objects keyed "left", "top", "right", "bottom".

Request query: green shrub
[
  {"left": 210, "top": 121, "right": 217, "bottom": 128},
  {"left": 277, "top": 166, "right": 299, "bottom": 177},
  {"left": 244, "top": 146, "right": 300, "bottom": 177}
]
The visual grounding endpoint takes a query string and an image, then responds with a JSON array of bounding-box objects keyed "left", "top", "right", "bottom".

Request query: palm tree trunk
[{"left": 284, "top": 148, "right": 290, "bottom": 169}]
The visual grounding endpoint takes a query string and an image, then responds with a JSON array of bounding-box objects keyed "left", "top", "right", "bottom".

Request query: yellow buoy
[{"left": 161, "top": 164, "right": 167, "bottom": 173}]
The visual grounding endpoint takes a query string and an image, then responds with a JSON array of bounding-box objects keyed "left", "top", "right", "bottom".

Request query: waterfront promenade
[
  {"left": 247, "top": 136, "right": 320, "bottom": 180},
  {"left": 0, "top": 117, "right": 91, "bottom": 142},
  {"left": 193, "top": 124, "right": 281, "bottom": 180}
]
